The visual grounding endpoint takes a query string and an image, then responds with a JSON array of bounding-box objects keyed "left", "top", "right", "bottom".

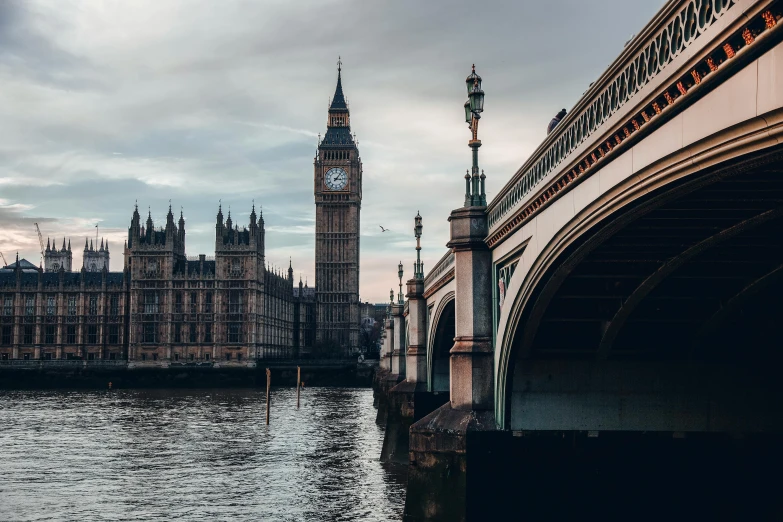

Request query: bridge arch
[
  {"left": 427, "top": 291, "right": 455, "bottom": 394},
  {"left": 495, "top": 111, "right": 783, "bottom": 430}
]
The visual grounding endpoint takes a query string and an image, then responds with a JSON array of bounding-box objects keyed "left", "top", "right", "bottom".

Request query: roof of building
[
  {"left": 329, "top": 68, "right": 347, "bottom": 111},
  {"left": 321, "top": 66, "right": 355, "bottom": 149},
  {"left": 3, "top": 258, "right": 38, "bottom": 270},
  {"left": 321, "top": 126, "right": 355, "bottom": 148}
]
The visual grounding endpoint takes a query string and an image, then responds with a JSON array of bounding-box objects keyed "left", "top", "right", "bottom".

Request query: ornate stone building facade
[
  {"left": 314, "top": 63, "right": 362, "bottom": 355},
  {"left": 0, "top": 66, "right": 364, "bottom": 365},
  {"left": 0, "top": 204, "right": 316, "bottom": 366},
  {"left": 0, "top": 256, "right": 129, "bottom": 362}
]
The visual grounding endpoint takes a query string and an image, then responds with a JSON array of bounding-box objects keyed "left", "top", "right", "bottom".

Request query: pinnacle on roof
[{"left": 329, "top": 57, "right": 348, "bottom": 111}]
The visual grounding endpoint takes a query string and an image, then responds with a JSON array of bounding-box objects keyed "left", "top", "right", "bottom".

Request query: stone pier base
[
  {"left": 380, "top": 382, "right": 449, "bottom": 463},
  {"left": 372, "top": 367, "right": 389, "bottom": 408},
  {"left": 374, "top": 371, "right": 403, "bottom": 425},
  {"left": 403, "top": 403, "right": 510, "bottom": 522}
]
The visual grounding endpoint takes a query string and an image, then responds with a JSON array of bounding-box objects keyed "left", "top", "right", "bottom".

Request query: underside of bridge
[
  {"left": 498, "top": 149, "right": 783, "bottom": 519},
  {"left": 524, "top": 150, "right": 783, "bottom": 361}
]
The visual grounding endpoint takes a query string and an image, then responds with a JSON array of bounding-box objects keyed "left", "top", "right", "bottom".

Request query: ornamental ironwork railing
[
  {"left": 424, "top": 250, "right": 455, "bottom": 290},
  {"left": 486, "top": 0, "right": 760, "bottom": 232}
]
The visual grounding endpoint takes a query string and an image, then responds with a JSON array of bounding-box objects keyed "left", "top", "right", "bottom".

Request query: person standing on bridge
[{"left": 547, "top": 108, "right": 567, "bottom": 134}]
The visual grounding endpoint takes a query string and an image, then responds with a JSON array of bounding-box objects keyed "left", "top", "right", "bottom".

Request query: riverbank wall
[{"left": 0, "top": 360, "right": 377, "bottom": 389}]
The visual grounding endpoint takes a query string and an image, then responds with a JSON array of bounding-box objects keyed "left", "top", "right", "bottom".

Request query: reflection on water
[{"left": 0, "top": 388, "right": 407, "bottom": 521}]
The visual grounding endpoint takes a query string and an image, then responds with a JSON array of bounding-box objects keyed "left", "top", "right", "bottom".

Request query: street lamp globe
[{"left": 469, "top": 82, "right": 484, "bottom": 114}]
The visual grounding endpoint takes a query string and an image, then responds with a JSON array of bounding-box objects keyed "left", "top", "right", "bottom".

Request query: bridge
[{"left": 373, "top": 1, "right": 783, "bottom": 519}]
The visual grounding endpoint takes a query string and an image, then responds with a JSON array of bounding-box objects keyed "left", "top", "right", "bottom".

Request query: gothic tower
[
  {"left": 314, "top": 61, "right": 362, "bottom": 354},
  {"left": 83, "top": 237, "right": 110, "bottom": 271},
  {"left": 44, "top": 237, "right": 73, "bottom": 272}
]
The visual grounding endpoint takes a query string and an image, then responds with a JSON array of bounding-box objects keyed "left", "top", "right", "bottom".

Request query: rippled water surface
[{"left": 0, "top": 388, "right": 406, "bottom": 521}]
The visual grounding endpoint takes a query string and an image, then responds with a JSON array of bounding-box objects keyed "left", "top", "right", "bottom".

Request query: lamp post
[
  {"left": 397, "top": 261, "right": 404, "bottom": 304},
  {"left": 414, "top": 212, "right": 423, "bottom": 279},
  {"left": 464, "top": 64, "right": 486, "bottom": 207}
]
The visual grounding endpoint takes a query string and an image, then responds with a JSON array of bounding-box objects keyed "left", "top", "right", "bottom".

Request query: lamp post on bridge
[
  {"left": 380, "top": 211, "right": 434, "bottom": 464},
  {"left": 403, "top": 211, "right": 427, "bottom": 385},
  {"left": 405, "top": 64, "right": 499, "bottom": 519},
  {"left": 414, "top": 211, "right": 424, "bottom": 279},
  {"left": 464, "top": 64, "right": 486, "bottom": 207},
  {"left": 397, "top": 261, "right": 404, "bottom": 304}
]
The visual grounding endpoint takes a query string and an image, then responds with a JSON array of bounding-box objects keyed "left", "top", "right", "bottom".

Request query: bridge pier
[
  {"left": 372, "top": 316, "right": 390, "bottom": 409},
  {"left": 404, "top": 205, "right": 506, "bottom": 521},
  {"left": 374, "top": 312, "right": 399, "bottom": 425},
  {"left": 382, "top": 278, "right": 449, "bottom": 463},
  {"left": 380, "top": 302, "right": 410, "bottom": 460}
]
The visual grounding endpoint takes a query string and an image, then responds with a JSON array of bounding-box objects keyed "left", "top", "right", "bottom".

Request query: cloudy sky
[{"left": 0, "top": 0, "right": 662, "bottom": 302}]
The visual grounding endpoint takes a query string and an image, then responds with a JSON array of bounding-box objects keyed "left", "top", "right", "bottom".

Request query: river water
[{"left": 0, "top": 388, "right": 407, "bottom": 521}]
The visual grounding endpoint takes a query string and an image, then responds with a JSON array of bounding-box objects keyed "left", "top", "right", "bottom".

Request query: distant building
[
  {"left": 0, "top": 204, "right": 316, "bottom": 366},
  {"left": 83, "top": 238, "right": 110, "bottom": 272},
  {"left": 44, "top": 238, "right": 72, "bottom": 272},
  {"left": 359, "top": 302, "right": 387, "bottom": 355},
  {"left": 314, "top": 62, "right": 362, "bottom": 356},
  {"left": 0, "top": 64, "right": 368, "bottom": 365}
]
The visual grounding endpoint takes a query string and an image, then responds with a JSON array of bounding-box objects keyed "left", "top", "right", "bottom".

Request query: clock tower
[{"left": 314, "top": 61, "right": 362, "bottom": 355}]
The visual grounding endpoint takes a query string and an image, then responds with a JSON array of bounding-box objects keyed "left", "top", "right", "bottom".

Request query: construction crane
[
  {"left": 34, "top": 223, "right": 45, "bottom": 266},
  {"left": 0, "top": 251, "right": 7, "bottom": 267}
]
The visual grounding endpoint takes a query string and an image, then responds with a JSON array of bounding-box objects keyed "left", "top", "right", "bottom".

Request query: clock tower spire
[{"left": 314, "top": 60, "right": 362, "bottom": 356}]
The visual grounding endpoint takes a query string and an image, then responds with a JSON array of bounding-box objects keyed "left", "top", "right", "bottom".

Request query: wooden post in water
[
  {"left": 265, "top": 368, "right": 271, "bottom": 425},
  {"left": 296, "top": 366, "right": 301, "bottom": 409}
]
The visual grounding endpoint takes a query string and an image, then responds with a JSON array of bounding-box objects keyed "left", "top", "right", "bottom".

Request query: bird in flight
[{"left": 379, "top": 225, "right": 389, "bottom": 232}]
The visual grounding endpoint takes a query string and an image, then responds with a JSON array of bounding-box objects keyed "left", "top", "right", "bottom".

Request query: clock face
[{"left": 324, "top": 167, "right": 348, "bottom": 191}]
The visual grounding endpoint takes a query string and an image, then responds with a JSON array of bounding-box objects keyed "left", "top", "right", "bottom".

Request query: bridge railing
[
  {"left": 424, "top": 250, "right": 455, "bottom": 293},
  {"left": 485, "top": 0, "right": 762, "bottom": 242}
]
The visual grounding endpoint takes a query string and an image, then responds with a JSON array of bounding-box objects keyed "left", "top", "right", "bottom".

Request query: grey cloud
[{"left": 0, "top": 0, "right": 662, "bottom": 300}]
